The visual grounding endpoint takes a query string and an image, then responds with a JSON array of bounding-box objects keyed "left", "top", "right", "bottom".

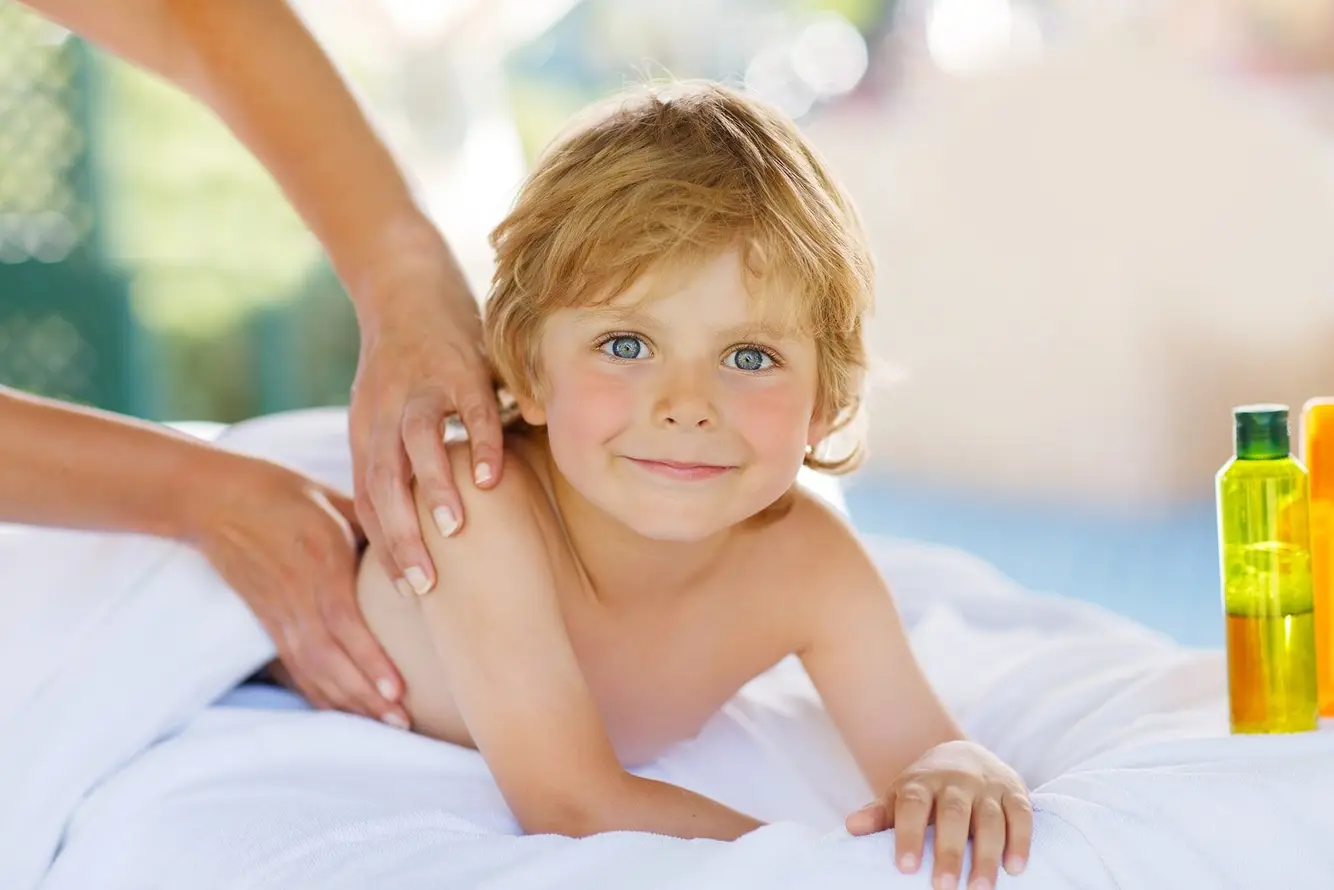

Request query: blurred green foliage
[{"left": 2, "top": 0, "right": 887, "bottom": 423}]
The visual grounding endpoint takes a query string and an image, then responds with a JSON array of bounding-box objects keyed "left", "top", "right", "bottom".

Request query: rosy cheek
[
  {"left": 545, "top": 363, "right": 639, "bottom": 446},
  {"left": 727, "top": 382, "right": 813, "bottom": 459}
]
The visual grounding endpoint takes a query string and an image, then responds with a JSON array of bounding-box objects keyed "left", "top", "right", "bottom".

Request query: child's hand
[{"left": 845, "top": 740, "right": 1032, "bottom": 890}]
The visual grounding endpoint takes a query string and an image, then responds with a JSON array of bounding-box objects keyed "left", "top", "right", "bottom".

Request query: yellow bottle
[
  {"left": 1217, "top": 404, "right": 1317, "bottom": 734},
  {"left": 1302, "top": 398, "right": 1334, "bottom": 717}
]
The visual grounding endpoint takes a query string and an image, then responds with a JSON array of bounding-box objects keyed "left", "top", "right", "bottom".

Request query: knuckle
[
  {"left": 939, "top": 791, "right": 972, "bottom": 818},
  {"left": 940, "top": 802, "right": 972, "bottom": 823},
  {"left": 386, "top": 532, "right": 423, "bottom": 562},
  {"left": 422, "top": 479, "right": 459, "bottom": 508},
  {"left": 401, "top": 407, "right": 441, "bottom": 442},
  {"left": 381, "top": 515, "right": 410, "bottom": 549},
  {"left": 461, "top": 401, "right": 496, "bottom": 432},
  {"left": 974, "top": 796, "right": 1005, "bottom": 822},
  {"left": 1004, "top": 791, "right": 1035, "bottom": 818},
  {"left": 897, "top": 783, "right": 934, "bottom": 807},
  {"left": 418, "top": 451, "right": 458, "bottom": 490},
  {"left": 365, "top": 461, "right": 403, "bottom": 497}
]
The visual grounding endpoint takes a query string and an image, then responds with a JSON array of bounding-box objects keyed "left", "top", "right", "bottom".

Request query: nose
[{"left": 653, "top": 369, "right": 718, "bottom": 429}]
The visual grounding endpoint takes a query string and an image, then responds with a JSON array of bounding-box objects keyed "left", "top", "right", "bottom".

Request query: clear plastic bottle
[
  {"left": 1217, "top": 404, "right": 1318, "bottom": 734},
  {"left": 1301, "top": 398, "right": 1334, "bottom": 717}
]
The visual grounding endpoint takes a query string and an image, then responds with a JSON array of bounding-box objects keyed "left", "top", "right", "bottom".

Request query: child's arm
[
  {"left": 408, "top": 447, "right": 763, "bottom": 840},
  {"left": 794, "top": 510, "right": 1031, "bottom": 890}
]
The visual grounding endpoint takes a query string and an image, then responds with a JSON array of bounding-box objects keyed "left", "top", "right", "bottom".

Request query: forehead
[{"left": 590, "top": 248, "right": 811, "bottom": 335}]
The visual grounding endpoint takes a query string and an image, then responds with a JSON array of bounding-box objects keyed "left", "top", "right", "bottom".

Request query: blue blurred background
[{"left": 4, "top": 0, "right": 1334, "bottom": 648}]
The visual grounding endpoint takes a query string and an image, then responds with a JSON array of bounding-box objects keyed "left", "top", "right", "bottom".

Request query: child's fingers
[
  {"left": 1002, "top": 791, "right": 1034, "bottom": 874},
  {"left": 892, "top": 782, "right": 933, "bottom": 873},
  {"left": 930, "top": 786, "right": 974, "bottom": 890},
  {"left": 844, "top": 798, "right": 890, "bottom": 836},
  {"left": 967, "top": 796, "right": 1006, "bottom": 890}
]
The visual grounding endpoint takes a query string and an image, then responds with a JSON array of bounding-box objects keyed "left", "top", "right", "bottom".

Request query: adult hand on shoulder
[
  {"left": 348, "top": 240, "right": 505, "bottom": 597},
  {"left": 195, "top": 453, "right": 409, "bottom": 728}
]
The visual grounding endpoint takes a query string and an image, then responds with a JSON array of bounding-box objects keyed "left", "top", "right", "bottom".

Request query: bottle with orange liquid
[
  {"left": 1302, "top": 398, "right": 1334, "bottom": 718},
  {"left": 1217, "top": 404, "right": 1318, "bottom": 734}
]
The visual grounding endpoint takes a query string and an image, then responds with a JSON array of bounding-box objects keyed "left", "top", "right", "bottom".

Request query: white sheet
[{"left": 3, "top": 407, "right": 1333, "bottom": 889}]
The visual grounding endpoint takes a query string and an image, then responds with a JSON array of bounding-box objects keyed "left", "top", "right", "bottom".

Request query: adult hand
[
  {"left": 349, "top": 243, "right": 505, "bottom": 596},
  {"left": 195, "top": 453, "right": 409, "bottom": 727}
]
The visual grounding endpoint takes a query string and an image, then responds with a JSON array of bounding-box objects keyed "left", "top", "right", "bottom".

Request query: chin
[
  {"left": 596, "top": 493, "right": 733, "bottom": 542},
  {"left": 618, "top": 510, "right": 732, "bottom": 543},
  {"left": 610, "top": 491, "right": 777, "bottom": 542}
]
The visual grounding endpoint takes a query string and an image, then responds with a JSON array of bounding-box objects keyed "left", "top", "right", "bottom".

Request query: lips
[{"left": 625, "top": 457, "right": 734, "bottom": 481}]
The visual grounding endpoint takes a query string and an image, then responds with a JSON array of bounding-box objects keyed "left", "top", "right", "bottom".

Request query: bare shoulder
[
  {"left": 771, "top": 485, "right": 882, "bottom": 584},
  {"left": 415, "top": 435, "right": 562, "bottom": 578},
  {"left": 359, "top": 433, "right": 557, "bottom": 595},
  {"left": 435, "top": 435, "right": 551, "bottom": 532},
  {"left": 755, "top": 485, "right": 892, "bottom": 640}
]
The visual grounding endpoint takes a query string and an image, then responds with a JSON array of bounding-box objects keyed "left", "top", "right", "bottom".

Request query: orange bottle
[{"left": 1303, "top": 398, "right": 1334, "bottom": 717}]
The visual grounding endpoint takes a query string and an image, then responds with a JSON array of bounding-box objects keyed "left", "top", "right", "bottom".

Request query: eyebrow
[
  {"left": 585, "top": 306, "right": 652, "bottom": 326},
  {"left": 723, "top": 322, "right": 800, "bottom": 342},
  {"left": 581, "top": 306, "right": 800, "bottom": 341}
]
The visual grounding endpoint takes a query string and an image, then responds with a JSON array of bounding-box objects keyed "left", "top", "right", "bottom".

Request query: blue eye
[
  {"left": 727, "top": 346, "right": 773, "bottom": 372},
  {"left": 601, "top": 335, "right": 648, "bottom": 360}
]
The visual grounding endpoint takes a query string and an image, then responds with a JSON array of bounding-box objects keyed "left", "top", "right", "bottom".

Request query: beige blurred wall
[{"left": 810, "top": 39, "right": 1334, "bottom": 510}]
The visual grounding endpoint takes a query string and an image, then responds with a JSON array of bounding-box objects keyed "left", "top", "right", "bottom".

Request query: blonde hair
[{"left": 485, "top": 80, "right": 874, "bottom": 473}]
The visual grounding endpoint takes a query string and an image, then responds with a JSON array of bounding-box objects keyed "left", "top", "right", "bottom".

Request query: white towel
[{"left": 3, "top": 408, "right": 1332, "bottom": 890}]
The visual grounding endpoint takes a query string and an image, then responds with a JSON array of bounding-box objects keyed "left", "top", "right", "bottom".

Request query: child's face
[{"left": 522, "top": 247, "right": 827, "bottom": 541}]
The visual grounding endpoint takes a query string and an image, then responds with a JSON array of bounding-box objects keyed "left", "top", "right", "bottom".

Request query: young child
[{"left": 354, "top": 82, "right": 1031, "bottom": 890}]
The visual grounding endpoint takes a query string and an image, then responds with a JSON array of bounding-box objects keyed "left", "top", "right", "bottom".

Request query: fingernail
[
  {"left": 474, "top": 462, "right": 493, "bottom": 486},
  {"left": 970, "top": 879, "right": 992, "bottom": 890},
  {"left": 376, "top": 678, "right": 399, "bottom": 701},
  {"left": 936, "top": 875, "right": 957, "bottom": 890},
  {"left": 899, "top": 853, "right": 918, "bottom": 872},
  {"left": 382, "top": 712, "right": 409, "bottom": 730},
  {"left": 1005, "top": 855, "right": 1025, "bottom": 874},
  {"left": 433, "top": 506, "right": 459, "bottom": 537},
  {"left": 394, "top": 578, "right": 414, "bottom": 598},
  {"left": 405, "top": 566, "right": 431, "bottom": 595}
]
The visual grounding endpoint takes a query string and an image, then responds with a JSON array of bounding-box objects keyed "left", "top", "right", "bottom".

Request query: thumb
[{"left": 846, "top": 799, "right": 891, "bottom": 835}]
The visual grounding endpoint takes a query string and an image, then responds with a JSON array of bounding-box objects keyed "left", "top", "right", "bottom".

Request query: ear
[
  {"left": 516, "top": 390, "right": 547, "bottom": 427},
  {"left": 806, "top": 411, "right": 832, "bottom": 451},
  {"left": 511, "top": 350, "right": 548, "bottom": 426}
]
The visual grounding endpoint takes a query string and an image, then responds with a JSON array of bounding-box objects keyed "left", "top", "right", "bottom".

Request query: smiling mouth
[{"left": 625, "top": 457, "right": 735, "bottom": 481}]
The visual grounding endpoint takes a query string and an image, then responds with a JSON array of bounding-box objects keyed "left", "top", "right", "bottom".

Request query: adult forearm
[
  {"left": 0, "top": 387, "right": 229, "bottom": 539},
  {"left": 161, "top": 0, "right": 449, "bottom": 301},
  {"left": 24, "top": 0, "right": 452, "bottom": 309},
  {"left": 544, "top": 773, "right": 764, "bottom": 841}
]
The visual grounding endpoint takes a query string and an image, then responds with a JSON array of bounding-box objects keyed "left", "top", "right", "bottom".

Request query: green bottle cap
[{"left": 1234, "top": 404, "right": 1290, "bottom": 460}]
